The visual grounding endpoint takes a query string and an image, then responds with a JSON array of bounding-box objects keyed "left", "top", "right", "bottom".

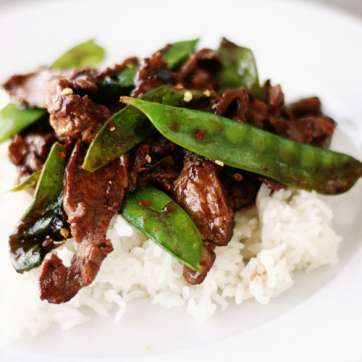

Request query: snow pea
[
  {"left": 50, "top": 39, "right": 105, "bottom": 70},
  {"left": 120, "top": 186, "right": 203, "bottom": 271},
  {"left": 160, "top": 38, "right": 199, "bottom": 70},
  {"left": 120, "top": 98, "right": 362, "bottom": 195},
  {"left": 0, "top": 104, "right": 47, "bottom": 144},
  {"left": 9, "top": 143, "right": 68, "bottom": 272},
  {"left": 9, "top": 170, "right": 41, "bottom": 192},
  {"left": 217, "top": 37, "right": 261, "bottom": 99},
  {"left": 83, "top": 86, "right": 207, "bottom": 171}
]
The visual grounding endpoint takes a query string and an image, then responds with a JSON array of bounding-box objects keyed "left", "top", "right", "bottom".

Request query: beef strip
[
  {"left": 2, "top": 68, "right": 76, "bottom": 108},
  {"left": 269, "top": 115, "right": 336, "bottom": 148},
  {"left": 269, "top": 117, "right": 314, "bottom": 144},
  {"left": 178, "top": 49, "right": 221, "bottom": 90},
  {"left": 287, "top": 96, "right": 321, "bottom": 118},
  {"left": 3, "top": 67, "right": 110, "bottom": 144},
  {"left": 131, "top": 52, "right": 174, "bottom": 98},
  {"left": 215, "top": 88, "right": 250, "bottom": 122},
  {"left": 173, "top": 152, "right": 234, "bottom": 285},
  {"left": 262, "top": 80, "right": 286, "bottom": 117},
  {"left": 183, "top": 241, "right": 216, "bottom": 285},
  {"left": 174, "top": 151, "right": 234, "bottom": 246},
  {"left": 138, "top": 163, "right": 179, "bottom": 192},
  {"left": 47, "top": 73, "right": 110, "bottom": 143},
  {"left": 39, "top": 140, "right": 129, "bottom": 303},
  {"left": 128, "top": 136, "right": 182, "bottom": 192},
  {"left": 245, "top": 98, "right": 269, "bottom": 129},
  {"left": 220, "top": 173, "right": 261, "bottom": 211},
  {"left": 8, "top": 132, "right": 57, "bottom": 183}
]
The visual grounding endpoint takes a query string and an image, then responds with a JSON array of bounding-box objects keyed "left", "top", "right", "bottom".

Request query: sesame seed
[
  {"left": 145, "top": 155, "right": 152, "bottom": 163},
  {"left": 203, "top": 89, "right": 211, "bottom": 97},
  {"left": 183, "top": 91, "right": 192, "bottom": 102},
  {"left": 215, "top": 160, "right": 224, "bottom": 167},
  {"left": 61, "top": 87, "right": 73, "bottom": 96},
  {"left": 126, "top": 63, "right": 134, "bottom": 69},
  {"left": 211, "top": 104, "right": 217, "bottom": 109},
  {"left": 109, "top": 120, "right": 116, "bottom": 131},
  {"left": 60, "top": 228, "right": 69, "bottom": 238}
]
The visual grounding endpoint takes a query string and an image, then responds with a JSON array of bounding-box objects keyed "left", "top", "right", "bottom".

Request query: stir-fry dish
[{"left": 1, "top": 38, "right": 361, "bottom": 305}]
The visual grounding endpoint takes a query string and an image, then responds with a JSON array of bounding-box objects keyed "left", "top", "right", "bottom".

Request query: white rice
[{"left": 0, "top": 142, "right": 342, "bottom": 340}]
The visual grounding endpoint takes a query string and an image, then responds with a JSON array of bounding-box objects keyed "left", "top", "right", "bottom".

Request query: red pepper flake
[
  {"left": 139, "top": 200, "right": 150, "bottom": 206},
  {"left": 60, "top": 228, "right": 69, "bottom": 238},
  {"left": 233, "top": 173, "right": 243, "bottom": 182},
  {"left": 59, "top": 151, "right": 66, "bottom": 159},
  {"left": 134, "top": 167, "right": 146, "bottom": 173},
  {"left": 139, "top": 144, "right": 150, "bottom": 154},
  {"left": 111, "top": 154, "right": 116, "bottom": 161},
  {"left": 108, "top": 202, "right": 119, "bottom": 212},
  {"left": 174, "top": 84, "right": 184, "bottom": 90},
  {"left": 109, "top": 120, "right": 116, "bottom": 131}
]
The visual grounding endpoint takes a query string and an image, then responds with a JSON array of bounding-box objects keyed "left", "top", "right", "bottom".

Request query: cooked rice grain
[{"left": 0, "top": 143, "right": 342, "bottom": 339}]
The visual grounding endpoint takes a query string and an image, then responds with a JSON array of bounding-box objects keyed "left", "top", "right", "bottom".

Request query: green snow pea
[
  {"left": 83, "top": 86, "right": 207, "bottom": 171},
  {"left": 9, "top": 170, "right": 41, "bottom": 192},
  {"left": 50, "top": 39, "right": 105, "bottom": 70},
  {"left": 160, "top": 38, "right": 199, "bottom": 70},
  {"left": 218, "top": 37, "right": 261, "bottom": 99},
  {"left": 120, "top": 186, "right": 203, "bottom": 271},
  {"left": 0, "top": 104, "right": 47, "bottom": 144},
  {"left": 9, "top": 143, "right": 68, "bottom": 272},
  {"left": 120, "top": 97, "right": 362, "bottom": 195}
]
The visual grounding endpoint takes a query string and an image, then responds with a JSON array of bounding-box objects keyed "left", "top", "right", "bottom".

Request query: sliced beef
[
  {"left": 178, "top": 49, "right": 221, "bottom": 90},
  {"left": 47, "top": 74, "right": 110, "bottom": 143},
  {"left": 173, "top": 151, "right": 234, "bottom": 247},
  {"left": 174, "top": 152, "right": 233, "bottom": 285},
  {"left": 245, "top": 98, "right": 269, "bottom": 129},
  {"left": 262, "top": 80, "right": 286, "bottom": 117},
  {"left": 138, "top": 160, "right": 179, "bottom": 192},
  {"left": 150, "top": 135, "right": 180, "bottom": 157},
  {"left": 2, "top": 68, "right": 76, "bottom": 108},
  {"left": 221, "top": 173, "right": 261, "bottom": 211},
  {"left": 215, "top": 88, "right": 270, "bottom": 129},
  {"left": 8, "top": 132, "right": 57, "bottom": 183},
  {"left": 128, "top": 136, "right": 182, "bottom": 192},
  {"left": 183, "top": 242, "right": 216, "bottom": 284},
  {"left": 3, "top": 67, "right": 109, "bottom": 144},
  {"left": 269, "top": 117, "right": 314, "bottom": 144},
  {"left": 131, "top": 52, "right": 174, "bottom": 98},
  {"left": 216, "top": 88, "right": 250, "bottom": 122},
  {"left": 287, "top": 96, "right": 321, "bottom": 118},
  {"left": 39, "top": 141, "right": 129, "bottom": 303},
  {"left": 269, "top": 115, "right": 336, "bottom": 148}
]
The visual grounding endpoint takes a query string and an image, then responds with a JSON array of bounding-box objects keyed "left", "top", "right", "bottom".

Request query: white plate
[{"left": 0, "top": 0, "right": 362, "bottom": 361}]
